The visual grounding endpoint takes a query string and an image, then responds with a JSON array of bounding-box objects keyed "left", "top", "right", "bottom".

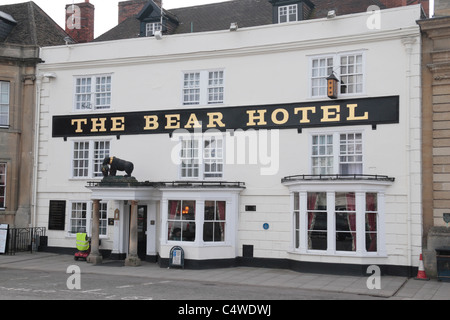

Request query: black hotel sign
[{"left": 52, "top": 96, "right": 399, "bottom": 138}]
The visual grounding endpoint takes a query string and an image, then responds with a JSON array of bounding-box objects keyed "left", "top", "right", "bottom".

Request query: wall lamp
[
  {"left": 327, "top": 10, "right": 336, "bottom": 19},
  {"left": 230, "top": 22, "right": 238, "bottom": 31},
  {"left": 154, "top": 30, "right": 163, "bottom": 40},
  {"left": 43, "top": 72, "right": 57, "bottom": 79}
]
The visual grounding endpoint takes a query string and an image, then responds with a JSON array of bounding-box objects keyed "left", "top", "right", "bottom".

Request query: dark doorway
[
  {"left": 137, "top": 206, "right": 147, "bottom": 260},
  {"left": 129, "top": 205, "right": 147, "bottom": 260}
]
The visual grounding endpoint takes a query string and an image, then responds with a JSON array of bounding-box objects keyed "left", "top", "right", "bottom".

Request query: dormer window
[
  {"left": 146, "top": 22, "right": 161, "bottom": 37},
  {"left": 279, "top": 4, "right": 298, "bottom": 23},
  {"left": 269, "top": 0, "right": 314, "bottom": 24}
]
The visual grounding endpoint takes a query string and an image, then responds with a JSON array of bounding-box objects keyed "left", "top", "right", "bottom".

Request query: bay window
[
  {"left": 166, "top": 199, "right": 229, "bottom": 244},
  {"left": 290, "top": 187, "right": 387, "bottom": 257}
]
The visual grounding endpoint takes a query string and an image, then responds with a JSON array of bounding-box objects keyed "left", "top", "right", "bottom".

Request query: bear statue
[{"left": 102, "top": 156, "right": 134, "bottom": 177}]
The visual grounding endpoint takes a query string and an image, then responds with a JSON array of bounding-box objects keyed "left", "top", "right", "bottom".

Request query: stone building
[
  {"left": 0, "top": 1, "right": 72, "bottom": 227},
  {"left": 418, "top": 0, "right": 450, "bottom": 277}
]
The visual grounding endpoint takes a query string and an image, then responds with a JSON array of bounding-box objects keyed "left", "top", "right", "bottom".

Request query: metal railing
[
  {"left": 87, "top": 180, "right": 246, "bottom": 189},
  {"left": 5, "top": 227, "right": 46, "bottom": 255},
  {"left": 281, "top": 174, "right": 395, "bottom": 183}
]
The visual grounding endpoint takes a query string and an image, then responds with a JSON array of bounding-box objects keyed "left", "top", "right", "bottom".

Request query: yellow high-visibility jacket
[{"left": 76, "top": 233, "right": 89, "bottom": 251}]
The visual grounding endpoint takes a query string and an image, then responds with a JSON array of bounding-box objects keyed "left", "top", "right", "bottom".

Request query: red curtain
[
  {"left": 217, "top": 201, "right": 226, "bottom": 241},
  {"left": 307, "top": 193, "right": 318, "bottom": 230},
  {"left": 217, "top": 201, "right": 226, "bottom": 220},
  {"left": 168, "top": 200, "right": 180, "bottom": 240},
  {"left": 366, "top": 193, "right": 377, "bottom": 252}
]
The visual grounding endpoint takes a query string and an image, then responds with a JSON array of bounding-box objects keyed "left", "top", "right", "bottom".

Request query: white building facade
[{"left": 35, "top": 5, "right": 423, "bottom": 275}]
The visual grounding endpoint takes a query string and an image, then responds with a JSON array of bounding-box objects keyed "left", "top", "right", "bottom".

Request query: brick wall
[
  {"left": 65, "top": 0, "right": 95, "bottom": 43},
  {"left": 119, "top": 0, "right": 162, "bottom": 24}
]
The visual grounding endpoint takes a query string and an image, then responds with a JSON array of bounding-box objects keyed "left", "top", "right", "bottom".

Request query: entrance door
[{"left": 137, "top": 205, "right": 147, "bottom": 260}]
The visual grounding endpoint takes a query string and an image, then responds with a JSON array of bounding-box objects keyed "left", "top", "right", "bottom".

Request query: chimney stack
[
  {"left": 65, "top": 0, "right": 95, "bottom": 43},
  {"left": 118, "top": 0, "right": 158, "bottom": 24}
]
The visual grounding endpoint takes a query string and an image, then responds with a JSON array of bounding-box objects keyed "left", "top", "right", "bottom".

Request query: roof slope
[
  {"left": 94, "top": 0, "right": 423, "bottom": 42},
  {"left": 0, "top": 1, "right": 71, "bottom": 46},
  {"left": 169, "top": 0, "right": 273, "bottom": 34}
]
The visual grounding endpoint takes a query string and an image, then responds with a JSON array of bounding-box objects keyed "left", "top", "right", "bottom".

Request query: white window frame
[
  {"left": 162, "top": 192, "right": 238, "bottom": 248},
  {"left": 71, "top": 139, "right": 111, "bottom": 179},
  {"left": 278, "top": 4, "right": 298, "bottom": 23},
  {"left": 0, "top": 81, "right": 10, "bottom": 127},
  {"left": 203, "top": 200, "right": 227, "bottom": 243},
  {"left": 0, "top": 163, "right": 6, "bottom": 210},
  {"left": 309, "top": 51, "right": 365, "bottom": 99},
  {"left": 291, "top": 188, "right": 387, "bottom": 257},
  {"left": 74, "top": 74, "right": 112, "bottom": 111},
  {"left": 68, "top": 201, "right": 108, "bottom": 237},
  {"left": 146, "top": 22, "right": 161, "bottom": 36},
  {"left": 182, "top": 70, "right": 224, "bottom": 106},
  {"left": 178, "top": 134, "right": 224, "bottom": 180},
  {"left": 310, "top": 130, "right": 364, "bottom": 176},
  {"left": 69, "top": 201, "right": 88, "bottom": 235}
]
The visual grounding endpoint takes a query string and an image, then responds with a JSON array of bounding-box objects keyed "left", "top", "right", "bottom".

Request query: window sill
[
  {"left": 287, "top": 250, "right": 387, "bottom": 259},
  {"left": 164, "top": 241, "right": 232, "bottom": 247}
]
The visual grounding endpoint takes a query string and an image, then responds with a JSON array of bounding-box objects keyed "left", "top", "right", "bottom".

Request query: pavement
[{"left": 0, "top": 252, "right": 449, "bottom": 300}]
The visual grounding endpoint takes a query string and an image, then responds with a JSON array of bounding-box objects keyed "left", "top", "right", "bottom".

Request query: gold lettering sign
[{"left": 53, "top": 96, "right": 399, "bottom": 138}]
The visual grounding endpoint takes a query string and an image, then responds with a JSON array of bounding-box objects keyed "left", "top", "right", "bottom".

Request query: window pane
[
  {"left": 183, "top": 73, "right": 200, "bottom": 105},
  {"left": 339, "top": 133, "right": 363, "bottom": 175},
  {"left": 307, "top": 192, "right": 327, "bottom": 250},
  {"left": 312, "top": 134, "right": 333, "bottom": 175},
  {"left": 73, "top": 142, "right": 90, "bottom": 177},
  {"left": 366, "top": 193, "right": 378, "bottom": 252},
  {"left": 168, "top": 200, "right": 196, "bottom": 242},
  {"left": 204, "top": 201, "right": 226, "bottom": 242},
  {"left": 75, "top": 77, "right": 92, "bottom": 110},
  {"left": 71, "top": 202, "right": 87, "bottom": 234},
  {"left": 335, "top": 192, "right": 356, "bottom": 252},
  {"left": 0, "top": 163, "right": 6, "bottom": 208},
  {"left": 311, "top": 57, "right": 334, "bottom": 97},
  {"left": 95, "top": 76, "right": 111, "bottom": 110},
  {"left": 94, "top": 141, "right": 110, "bottom": 177},
  {"left": 180, "top": 138, "right": 200, "bottom": 178},
  {"left": 204, "top": 136, "right": 224, "bottom": 178},
  {"left": 0, "top": 81, "right": 10, "bottom": 126},
  {"left": 340, "top": 54, "right": 363, "bottom": 94}
]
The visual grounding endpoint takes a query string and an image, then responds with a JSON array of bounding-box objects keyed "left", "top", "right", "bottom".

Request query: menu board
[{"left": 0, "top": 224, "right": 8, "bottom": 254}]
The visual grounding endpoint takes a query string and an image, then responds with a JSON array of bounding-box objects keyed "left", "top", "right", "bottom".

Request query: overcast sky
[{"left": 1, "top": 0, "right": 232, "bottom": 37}]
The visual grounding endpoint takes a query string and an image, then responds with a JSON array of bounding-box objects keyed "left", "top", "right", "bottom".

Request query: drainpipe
[
  {"left": 402, "top": 36, "right": 417, "bottom": 272},
  {"left": 31, "top": 73, "right": 42, "bottom": 229}
]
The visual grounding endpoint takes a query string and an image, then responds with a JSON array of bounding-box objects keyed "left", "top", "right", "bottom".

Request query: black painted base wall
[{"left": 42, "top": 246, "right": 417, "bottom": 277}]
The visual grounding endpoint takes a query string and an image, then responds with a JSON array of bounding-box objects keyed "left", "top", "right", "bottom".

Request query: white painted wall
[{"left": 36, "top": 5, "right": 423, "bottom": 267}]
